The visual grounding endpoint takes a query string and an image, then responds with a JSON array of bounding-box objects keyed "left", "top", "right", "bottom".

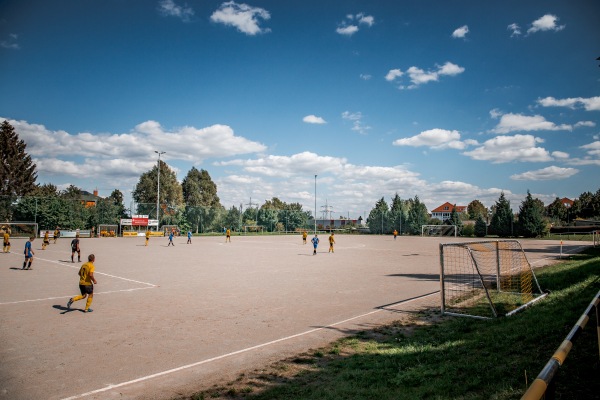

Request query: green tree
[
  {"left": 223, "top": 205, "right": 242, "bottom": 231},
  {"left": 367, "top": 197, "right": 389, "bottom": 234},
  {"left": 546, "top": 197, "right": 567, "bottom": 225},
  {"left": 133, "top": 160, "right": 183, "bottom": 222},
  {"left": 449, "top": 206, "right": 463, "bottom": 235},
  {"left": 467, "top": 200, "right": 488, "bottom": 220},
  {"left": 489, "top": 192, "right": 514, "bottom": 237},
  {"left": 0, "top": 120, "right": 38, "bottom": 220},
  {"left": 182, "top": 167, "right": 221, "bottom": 233},
  {"left": 258, "top": 206, "right": 278, "bottom": 232},
  {"left": 474, "top": 214, "right": 487, "bottom": 237},
  {"left": 390, "top": 193, "right": 407, "bottom": 234},
  {"left": 405, "top": 195, "right": 429, "bottom": 235},
  {"left": 518, "top": 191, "right": 547, "bottom": 238}
]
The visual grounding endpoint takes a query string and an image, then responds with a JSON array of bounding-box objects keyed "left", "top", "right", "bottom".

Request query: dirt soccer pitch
[{"left": 0, "top": 234, "right": 593, "bottom": 400}]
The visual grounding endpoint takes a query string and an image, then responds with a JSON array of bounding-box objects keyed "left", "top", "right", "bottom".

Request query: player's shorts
[
  {"left": 43, "top": 240, "right": 50, "bottom": 244},
  {"left": 24, "top": 252, "right": 33, "bottom": 258},
  {"left": 72, "top": 247, "right": 80, "bottom": 253},
  {"left": 79, "top": 284, "right": 94, "bottom": 295},
  {"left": 4, "top": 241, "right": 9, "bottom": 246}
]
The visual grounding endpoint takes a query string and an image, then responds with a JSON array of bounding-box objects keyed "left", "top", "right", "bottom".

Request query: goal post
[
  {"left": 98, "top": 224, "right": 119, "bottom": 237},
  {"left": 439, "top": 240, "right": 547, "bottom": 319},
  {"left": 422, "top": 224, "right": 457, "bottom": 237},
  {"left": 1, "top": 222, "right": 39, "bottom": 238}
]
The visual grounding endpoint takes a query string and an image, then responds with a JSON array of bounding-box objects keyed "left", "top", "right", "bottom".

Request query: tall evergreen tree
[
  {"left": 518, "top": 191, "right": 547, "bottom": 238},
  {"left": 405, "top": 195, "right": 429, "bottom": 235},
  {"left": 367, "top": 197, "right": 389, "bottom": 234},
  {"left": 0, "top": 120, "right": 38, "bottom": 220},
  {"left": 474, "top": 214, "right": 487, "bottom": 237},
  {"left": 448, "top": 206, "right": 463, "bottom": 235},
  {"left": 390, "top": 193, "right": 406, "bottom": 233},
  {"left": 489, "top": 192, "right": 514, "bottom": 237}
]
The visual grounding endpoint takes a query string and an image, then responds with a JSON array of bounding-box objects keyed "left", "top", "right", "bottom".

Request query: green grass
[{"left": 185, "top": 248, "right": 600, "bottom": 400}]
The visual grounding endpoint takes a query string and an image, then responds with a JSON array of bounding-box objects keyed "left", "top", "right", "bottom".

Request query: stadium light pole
[
  {"left": 314, "top": 174, "right": 317, "bottom": 235},
  {"left": 155, "top": 151, "right": 165, "bottom": 230}
]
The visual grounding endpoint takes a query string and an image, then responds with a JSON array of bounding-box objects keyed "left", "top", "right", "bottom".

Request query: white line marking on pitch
[
  {"left": 0, "top": 287, "right": 155, "bottom": 305},
  {"left": 61, "top": 292, "right": 438, "bottom": 400},
  {"left": 21, "top": 254, "right": 158, "bottom": 287}
]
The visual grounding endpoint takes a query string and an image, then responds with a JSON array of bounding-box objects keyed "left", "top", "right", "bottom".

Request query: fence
[{"left": 520, "top": 289, "right": 600, "bottom": 400}]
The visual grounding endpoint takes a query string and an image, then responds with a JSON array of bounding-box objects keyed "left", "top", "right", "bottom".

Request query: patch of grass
[{"left": 183, "top": 247, "right": 599, "bottom": 400}]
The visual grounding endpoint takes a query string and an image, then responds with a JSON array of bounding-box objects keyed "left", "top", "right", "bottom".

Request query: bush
[{"left": 461, "top": 224, "right": 474, "bottom": 237}]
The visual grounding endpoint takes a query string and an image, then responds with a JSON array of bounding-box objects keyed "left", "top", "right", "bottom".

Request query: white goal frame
[
  {"left": 422, "top": 224, "right": 457, "bottom": 237},
  {"left": 1, "top": 222, "right": 39, "bottom": 238}
]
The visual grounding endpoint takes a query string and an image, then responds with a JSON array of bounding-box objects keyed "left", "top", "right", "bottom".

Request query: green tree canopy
[
  {"left": 474, "top": 214, "right": 487, "bottom": 237},
  {"left": 405, "top": 195, "right": 429, "bottom": 235},
  {"left": 546, "top": 197, "right": 568, "bottom": 225},
  {"left": 133, "top": 160, "right": 183, "bottom": 220},
  {"left": 467, "top": 199, "right": 488, "bottom": 220},
  {"left": 489, "top": 192, "right": 514, "bottom": 237},
  {"left": 367, "top": 197, "right": 389, "bottom": 234},
  {"left": 182, "top": 167, "right": 220, "bottom": 208},
  {"left": 518, "top": 191, "right": 547, "bottom": 238}
]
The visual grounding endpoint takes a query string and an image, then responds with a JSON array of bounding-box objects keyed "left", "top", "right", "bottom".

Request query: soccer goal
[
  {"left": 1, "top": 222, "right": 38, "bottom": 238},
  {"left": 98, "top": 224, "right": 118, "bottom": 237},
  {"left": 162, "top": 225, "right": 179, "bottom": 236},
  {"left": 422, "top": 224, "right": 457, "bottom": 237},
  {"left": 439, "top": 240, "right": 547, "bottom": 319}
]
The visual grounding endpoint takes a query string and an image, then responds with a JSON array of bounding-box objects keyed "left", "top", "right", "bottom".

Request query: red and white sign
[{"left": 131, "top": 215, "right": 149, "bottom": 226}]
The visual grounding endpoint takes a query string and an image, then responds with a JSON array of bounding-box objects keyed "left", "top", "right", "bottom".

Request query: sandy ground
[{"left": 0, "top": 234, "right": 591, "bottom": 400}]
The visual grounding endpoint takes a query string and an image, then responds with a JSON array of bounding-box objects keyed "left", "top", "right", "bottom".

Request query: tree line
[{"left": 2, "top": 119, "right": 599, "bottom": 237}]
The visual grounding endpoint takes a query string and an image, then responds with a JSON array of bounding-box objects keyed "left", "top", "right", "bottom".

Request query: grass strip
[{"left": 186, "top": 247, "right": 600, "bottom": 400}]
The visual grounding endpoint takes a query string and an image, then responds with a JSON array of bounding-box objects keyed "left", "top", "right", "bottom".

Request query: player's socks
[
  {"left": 72, "top": 295, "right": 84, "bottom": 302},
  {"left": 85, "top": 297, "right": 93, "bottom": 311},
  {"left": 27, "top": 261, "right": 32, "bottom": 269},
  {"left": 22, "top": 261, "right": 26, "bottom": 269}
]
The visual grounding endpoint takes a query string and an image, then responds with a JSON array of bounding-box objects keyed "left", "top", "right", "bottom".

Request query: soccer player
[
  {"left": 42, "top": 230, "right": 50, "bottom": 250},
  {"left": 145, "top": 229, "right": 150, "bottom": 246},
  {"left": 71, "top": 234, "right": 81, "bottom": 263},
  {"left": 167, "top": 230, "right": 175, "bottom": 246},
  {"left": 3, "top": 227, "right": 10, "bottom": 253},
  {"left": 53, "top": 227, "right": 60, "bottom": 244},
  {"left": 66, "top": 254, "right": 97, "bottom": 313},
  {"left": 302, "top": 230, "right": 307, "bottom": 244},
  {"left": 311, "top": 234, "right": 319, "bottom": 255},
  {"left": 187, "top": 230, "right": 192, "bottom": 244},
  {"left": 328, "top": 233, "right": 335, "bottom": 253},
  {"left": 393, "top": 229, "right": 398, "bottom": 240},
  {"left": 22, "top": 236, "right": 34, "bottom": 269},
  {"left": 225, "top": 228, "right": 231, "bottom": 243}
]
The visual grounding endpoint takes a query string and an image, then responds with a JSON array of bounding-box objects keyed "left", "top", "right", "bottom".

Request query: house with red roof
[
  {"left": 430, "top": 202, "right": 467, "bottom": 221},
  {"left": 560, "top": 197, "right": 574, "bottom": 208}
]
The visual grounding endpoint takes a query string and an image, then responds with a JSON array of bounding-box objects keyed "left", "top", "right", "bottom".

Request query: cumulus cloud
[
  {"left": 462, "top": 134, "right": 553, "bottom": 163},
  {"left": 552, "top": 151, "right": 569, "bottom": 159},
  {"left": 452, "top": 25, "right": 469, "bottom": 38},
  {"left": 537, "top": 96, "right": 600, "bottom": 111},
  {"left": 303, "top": 115, "right": 327, "bottom": 124},
  {"left": 507, "top": 23, "right": 522, "bottom": 37},
  {"left": 510, "top": 166, "right": 578, "bottom": 181},
  {"left": 580, "top": 141, "right": 600, "bottom": 156},
  {"left": 386, "top": 62, "right": 465, "bottom": 89},
  {"left": 158, "top": 0, "right": 194, "bottom": 21},
  {"left": 392, "top": 129, "right": 468, "bottom": 150},
  {"left": 336, "top": 12, "right": 375, "bottom": 36},
  {"left": 527, "top": 14, "right": 565, "bottom": 34},
  {"left": 491, "top": 113, "right": 573, "bottom": 134},
  {"left": 210, "top": 1, "right": 271, "bottom": 35},
  {"left": 342, "top": 111, "right": 371, "bottom": 135}
]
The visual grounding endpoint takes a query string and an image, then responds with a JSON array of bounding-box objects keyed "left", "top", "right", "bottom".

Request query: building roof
[
  {"left": 560, "top": 197, "right": 574, "bottom": 207},
  {"left": 431, "top": 202, "right": 467, "bottom": 213}
]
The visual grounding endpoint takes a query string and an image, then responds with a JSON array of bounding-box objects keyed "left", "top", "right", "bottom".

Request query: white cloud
[
  {"left": 574, "top": 121, "right": 596, "bottom": 128},
  {"left": 392, "top": 129, "right": 467, "bottom": 150},
  {"left": 336, "top": 13, "right": 374, "bottom": 36},
  {"left": 1, "top": 33, "right": 19, "bottom": 50},
  {"left": 210, "top": 1, "right": 271, "bottom": 35},
  {"left": 507, "top": 23, "right": 522, "bottom": 37},
  {"left": 463, "top": 134, "right": 553, "bottom": 163},
  {"left": 527, "top": 14, "right": 565, "bottom": 34},
  {"left": 489, "top": 108, "right": 503, "bottom": 119},
  {"left": 580, "top": 141, "right": 600, "bottom": 156},
  {"left": 537, "top": 96, "right": 600, "bottom": 111},
  {"left": 552, "top": 151, "right": 569, "bottom": 159},
  {"left": 452, "top": 25, "right": 469, "bottom": 39},
  {"left": 491, "top": 113, "right": 573, "bottom": 134},
  {"left": 359, "top": 73, "right": 372, "bottom": 80},
  {"left": 303, "top": 115, "right": 327, "bottom": 124},
  {"left": 387, "top": 62, "right": 465, "bottom": 89},
  {"left": 6, "top": 118, "right": 266, "bottom": 163},
  {"left": 342, "top": 111, "right": 371, "bottom": 135},
  {"left": 158, "top": 0, "right": 194, "bottom": 21},
  {"left": 385, "top": 69, "right": 403, "bottom": 81},
  {"left": 510, "top": 166, "right": 578, "bottom": 181}
]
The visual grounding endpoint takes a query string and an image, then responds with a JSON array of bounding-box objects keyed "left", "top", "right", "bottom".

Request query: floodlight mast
[
  {"left": 155, "top": 151, "right": 166, "bottom": 230},
  {"left": 314, "top": 175, "right": 317, "bottom": 235}
]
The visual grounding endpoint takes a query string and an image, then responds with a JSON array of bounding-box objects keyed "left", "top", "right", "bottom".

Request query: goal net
[
  {"left": 422, "top": 225, "right": 457, "bottom": 237},
  {"left": 162, "top": 225, "right": 179, "bottom": 236},
  {"left": 439, "top": 240, "right": 546, "bottom": 319},
  {"left": 1, "top": 222, "right": 39, "bottom": 238},
  {"left": 98, "top": 224, "right": 118, "bottom": 237}
]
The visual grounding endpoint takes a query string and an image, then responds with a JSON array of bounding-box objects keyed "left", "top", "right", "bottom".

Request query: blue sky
[{"left": 1, "top": 0, "right": 599, "bottom": 218}]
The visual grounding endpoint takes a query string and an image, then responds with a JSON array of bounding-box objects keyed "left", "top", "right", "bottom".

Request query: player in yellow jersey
[
  {"left": 393, "top": 229, "right": 398, "bottom": 240},
  {"left": 302, "top": 230, "right": 307, "bottom": 244},
  {"left": 53, "top": 227, "right": 60, "bottom": 244},
  {"left": 225, "top": 228, "right": 231, "bottom": 243},
  {"left": 42, "top": 230, "right": 50, "bottom": 249},
  {"left": 2, "top": 228, "right": 10, "bottom": 253},
  {"left": 66, "top": 254, "right": 97, "bottom": 313},
  {"left": 145, "top": 229, "right": 150, "bottom": 246},
  {"left": 328, "top": 233, "right": 335, "bottom": 253}
]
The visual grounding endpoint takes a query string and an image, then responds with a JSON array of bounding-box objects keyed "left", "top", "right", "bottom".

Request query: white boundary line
[
  {"left": 61, "top": 292, "right": 438, "bottom": 400},
  {"left": 0, "top": 287, "right": 155, "bottom": 305}
]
